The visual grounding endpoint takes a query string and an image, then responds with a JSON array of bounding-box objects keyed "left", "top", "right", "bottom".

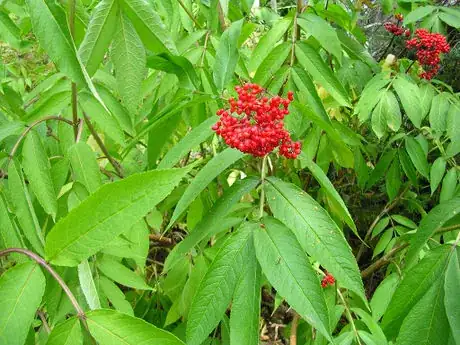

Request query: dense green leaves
[
  {"left": 405, "top": 136, "right": 429, "bottom": 179},
  {"left": 392, "top": 76, "right": 423, "bottom": 128},
  {"left": 68, "top": 142, "right": 102, "bottom": 194},
  {"left": 86, "top": 309, "right": 186, "bottom": 345},
  {"left": 0, "top": 262, "right": 46, "bottom": 345},
  {"left": 444, "top": 249, "right": 460, "bottom": 343},
  {"left": 97, "top": 256, "right": 152, "bottom": 290},
  {"left": 254, "top": 217, "right": 331, "bottom": 340},
  {"left": 46, "top": 318, "right": 82, "bottom": 345},
  {"left": 213, "top": 19, "right": 243, "bottom": 91},
  {"left": 372, "top": 90, "right": 401, "bottom": 138},
  {"left": 186, "top": 226, "right": 253, "bottom": 345},
  {"left": 265, "top": 177, "right": 366, "bottom": 302},
  {"left": 45, "top": 168, "right": 188, "bottom": 266}
]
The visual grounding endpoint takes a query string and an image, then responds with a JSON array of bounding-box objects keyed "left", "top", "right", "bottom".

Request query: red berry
[{"left": 321, "top": 272, "right": 335, "bottom": 288}]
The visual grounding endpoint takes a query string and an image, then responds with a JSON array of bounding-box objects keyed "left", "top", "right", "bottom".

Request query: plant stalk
[{"left": 259, "top": 155, "right": 268, "bottom": 219}]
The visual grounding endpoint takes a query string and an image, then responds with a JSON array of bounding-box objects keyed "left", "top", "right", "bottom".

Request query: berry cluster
[
  {"left": 406, "top": 29, "right": 450, "bottom": 80},
  {"left": 384, "top": 22, "right": 410, "bottom": 37},
  {"left": 212, "top": 83, "right": 301, "bottom": 159},
  {"left": 321, "top": 273, "right": 336, "bottom": 288}
]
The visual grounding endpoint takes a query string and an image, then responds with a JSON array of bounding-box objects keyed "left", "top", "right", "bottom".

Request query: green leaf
[
  {"left": 404, "top": 6, "right": 436, "bottom": 24},
  {"left": 229, "top": 239, "right": 260, "bottom": 345},
  {"left": 78, "top": 260, "right": 101, "bottom": 310},
  {"left": 158, "top": 116, "right": 216, "bottom": 169},
  {"left": 0, "top": 196, "right": 25, "bottom": 262},
  {"left": 148, "top": 115, "right": 181, "bottom": 169},
  {"left": 406, "top": 198, "right": 460, "bottom": 267},
  {"left": 446, "top": 101, "right": 460, "bottom": 151},
  {"left": 399, "top": 149, "right": 418, "bottom": 186},
  {"left": 444, "top": 249, "right": 460, "bottom": 343},
  {"left": 79, "top": 92, "right": 125, "bottom": 145},
  {"left": 395, "top": 278, "right": 449, "bottom": 345},
  {"left": 355, "top": 73, "right": 391, "bottom": 123},
  {"left": 405, "top": 136, "right": 429, "bottom": 179},
  {"left": 419, "top": 83, "right": 435, "bottom": 120},
  {"left": 99, "top": 276, "right": 134, "bottom": 315},
  {"left": 213, "top": 19, "right": 243, "bottom": 91},
  {"left": 254, "top": 217, "right": 331, "bottom": 340},
  {"left": 352, "top": 308, "right": 387, "bottom": 344},
  {"left": 370, "top": 273, "right": 399, "bottom": 321},
  {"left": 429, "top": 93, "right": 450, "bottom": 133},
  {"left": 111, "top": 12, "right": 146, "bottom": 115},
  {"left": 120, "top": 0, "right": 178, "bottom": 55},
  {"left": 46, "top": 317, "right": 82, "bottom": 345},
  {"left": 385, "top": 158, "right": 401, "bottom": 201},
  {"left": 68, "top": 142, "right": 102, "bottom": 194},
  {"left": 86, "top": 309, "right": 186, "bottom": 344},
  {"left": 382, "top": 245, "right": 451, "bottom": 338},
  {"left": 391, "top": 215, "right": 417, "bottom": 229},
  {"left": 7, "top": 161, "right": 45, "bottom": 256},
  {"left": 304, "top": 159, "right": 358, "bottom": 237},
  {"left": 21, "top": 130, "right": 57, "bottom": 219},
  {"left": 253, "top": 42, "right": 291, "bottom": 86},
  {"left": 372, "top": 229, "right": 393, "bottom": 258},
  {"left": 430, "top": 157, "right": 446, "bottom": 195},
  {"left": 0, "top": 262, "right": 46, "bottom": 345},
  {"left": 0, "top": 10, "right": 21, "bottom": 48},
  {"left": 248, "top": 17, "right": 292, "bottom": 73},
  {"left": 336, "top": 30, "right": 378, "bottom": 69},
  {"left": 440, "top": 168, "right": 458, "bottom": 202},
  {"left": 78, "top": 0, "right": 119, "bottom": 76},
  {"left": 296, "top": 42, "right": 351, "bottom": 107},
  {"left": 371, "top": 90, "right": 401, "bottom": 138},
  {"left": 167, "top": 148, "right": 244, "bottom": 229},
  {"left": 45, "top": 168, "right": 188, "bottom": 266},
  {"left": 265, "top": 177, "right": 366, "bottom": 303},
  {"left": 371, "top": 217, "right": 390, "bottom": 239},
  {"left": 164, "top": 177, "right": 258, "bottom": 271},
  {"left": 439, "top": 9, "right": 460, "bottom": 28},
  {"left": 186, "top": 226, "right": 253, "bottom": 345},
  {"left": 97, "top": 256, "right": 152, "bottom": 290},
  {"left": 298, "top": 13, "right": 342, "bottom": 61},
  {"left": 367, "top": 149, "right": 396, "bottom": 189},
  {"left": 25, "top": 0, "right": 86, "bottom": 86},
  {"left": 392, "top": 76, "right": 423, "bottom": 128}
]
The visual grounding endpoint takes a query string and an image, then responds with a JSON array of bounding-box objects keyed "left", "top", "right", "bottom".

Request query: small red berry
[{"left": 321, "top": 272, "right": 335, "bottom": 288}]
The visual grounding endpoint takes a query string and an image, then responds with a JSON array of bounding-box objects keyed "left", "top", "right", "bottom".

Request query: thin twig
[
  {"left": 83, "top": 112, "right": 124, "bottom": 178},
  {"left": 379, "top": 35, "right": 396, "bottom": 61},
  {"left": 217, "top": 1, "right": 226, "bottom": 30},
  {"left": 290, "top": 312, "right": 300, "bottom": 345},
  {"left": 337, "top": 289, "right": 362, "bottom": 345},
  {"left": 259, "top": 155, "right": 268, "bottom": 219},
  {"left": 68, "top": 0, "right": 79, "bottom": 140},
  {"left": 37, "top": 310, "right": 51, "bottom": 334},
  {"left": 177, "top": 0, "right": 202, "bottom": 29}
]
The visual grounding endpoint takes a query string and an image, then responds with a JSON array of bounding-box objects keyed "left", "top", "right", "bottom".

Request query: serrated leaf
[
  {"left": 439, "top": 10, "right": 460, "bottom": 28},
  {"left": 440, "top": 168, "right": 458, "bottom": 202},
  {"left": 265, "top": 177, "right": 366, "bottom": 303},
  {"left": 158, "top": 116, "right": 216, "bottom": 169},
  {"left": 391, "top": 215, "right": 417, "bottom": 229},
  {"left": 296, "top": 42, "right": 351, "bottom": 107},
  {"left": 167, "top": 148, "right": 244, "bottom": 229},
  {"left": 164, "top": 177, "right": 258, "bottom": 271},
  {"left": 213, "top": 19, "right": 243, "bottom": 91},
  {"left": 97, "top": 256, "right": 152, "bottom": 290},
  {"left": 22, "top": 130, "right": 57, "bottom": 218},
  {"left": 405, "top": 136, "right": 429, "bottom": 179},
  {"left": 404, "top": 6, "right": 436, "bottom": 24},
  {"left": 355, "top": 73, "right": 391, "bottom": 123},
  {"left": 395, "top": 278, "right": 449, "bottom": 345},
  {"left": 0, "top": 262, "right": 46, "bottom": 345},
  {"left": 370, "top": 273, "right": 399, "bottom": 321},
  {"left": 7, "top": 160, "right": 45, "bottom": 256},
  {"left": 45, "top": 168, "right": 188, "bottom": 266},
  {"left": 79, "top": 0, "right": 119, "bottom": 76},
  {"left": 399, "top": 149, "right": 418, "bottom": 186},
  {"left": 78, "top": 260, "right": 101, "bottom": 310},
  {"left": 254, "top": 217, "right": 331, "bottom": 340},
  {"left": 120, "top": 0, "right": 178, "bottom": 55},
  {"left": 186, "top": 227, "right": 253, "bottom": 345},
  {"left": 68, "top": 142, "right": 102, "bottom": 194},
  {"left": 253, "top": 42, "right": 291, "bottom": 86},
  {"left": 382, "top": 245, "right": 451, "bottom": 338},
  {"left": 444, "top": 249, "right": 460, "bottom": 343},
  {"left": 429, "top": 93, "right": 450, "bottom": 133},
  {"left": 337, "top": 30, "right": 378, "bottom": 69},
  {"left": 248, "top": 17, "right": 292, "bottom": 73},
  {"left": 111, "top": 12, "right": 146, "bottom": 115},
  {"left": 99, "top": 276, "right": 133, "bottom": 315},
  {"left": 373, "top": 229, "right": 393, "bottom": 258},
  {"left": 430, "top": 157, "right": 446, "bottom": 195},
  {"left": 372, "top": 90, "right": 401, "bottom": 138},
  {"left": 406, "top": 198, "right": 460, "bottom": 267},
  {"left": 385, "top": 159, "right": 401, "bottom": 201},
  {"left": 298, "top": 13, "right": 342, "bottom": 61},
  {"left": 86, "top": 309, "right": 186, "bottom": 345},
  {"left": 0, "top": 196, "right": 25, "bottom": 262},
  {"left": 446, "top": 101, "right": 460, "bottom": 150},
  {"left": 46, "top": 317, "right": 82, "bottom": 345},
  {"left": 304, "top": 159, "right": 358, "bottom": 236},
  {"left": 229, "top": 237, "right": 260, "bottom": 345},
  {"left": 419, "top": 82, "right": 435, "bottom": 119},
  {"left": 371, "top": 217, "right": 390, "bottom": 239},
  {"left": 392, "top": 76, "right": 423, "bottom": 128}
]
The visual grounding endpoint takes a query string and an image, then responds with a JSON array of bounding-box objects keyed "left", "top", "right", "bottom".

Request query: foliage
[{"left": 0, "top": 0, "right": 459, "bottom": 344}]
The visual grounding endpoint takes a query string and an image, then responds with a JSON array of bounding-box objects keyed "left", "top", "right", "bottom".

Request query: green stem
[
  {"left": 259, "top": 155, "right": 268, "bottom": 219},
  {"left": 68, "top": 0, "right": 79, "bottom": 140},
  {"left": 337, "top": 289, "right": 362, "bottom": 345}
]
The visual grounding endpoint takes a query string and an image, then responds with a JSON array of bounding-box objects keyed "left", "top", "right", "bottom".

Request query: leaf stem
[
  {"left": 68, "top": 0, "right": 79, "bottom": 140},
  {"left": 83, "top": 112, "right": 124, "bottom": 178},
  {"left": 379, "top": 35, "right": 396, "bottom": 61},
  {"left": 177, "top": 0, "right": 202, "bottom": 29},
  {"left": 337, "top": 289, "right": 362, "bottom": 345},
  {"left": 259, "top": 155, "right": 268, "bottom": 219},
  {"left": 289, "top": 312, "right": 300, "bottom": 345}
]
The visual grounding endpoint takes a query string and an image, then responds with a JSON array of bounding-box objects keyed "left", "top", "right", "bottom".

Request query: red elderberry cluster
[
  {"left": 384, "top": 15, "right": 410, "bottom": 37},
  {"left": 321, "top": 273, "right": 336, "bottom": 288},
  {"left": 212, "top": 83, "right": 301, "bottom": 159},
  {"left": 406, "top": 29, "right": 450, "bottom": 80}
]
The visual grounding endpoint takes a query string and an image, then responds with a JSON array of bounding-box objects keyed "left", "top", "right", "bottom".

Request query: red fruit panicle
[
  {"left": 321, "top": 273, "right": 336, "bottom": 288},
  {"left": 406, "top": 29, "right": 450, "bottom": 80},
  {"left": 384, "top": 22, "right": 406, "bottom": 36},
  {"left": 212, "top": 83, "right": 301, "bottom": 159}
]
